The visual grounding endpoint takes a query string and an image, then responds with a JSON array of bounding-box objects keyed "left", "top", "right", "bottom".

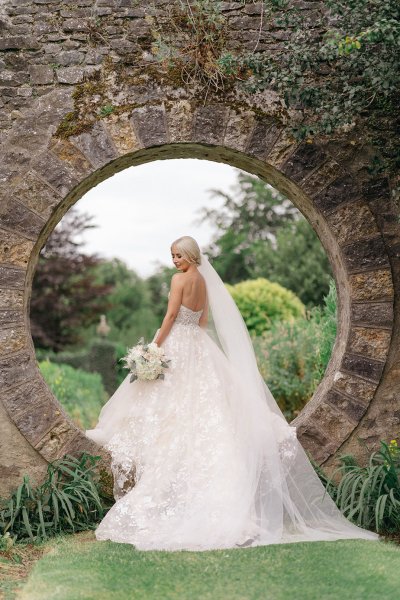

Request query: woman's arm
[
  {"left": 154, "top": 274, "right": 184, "bottom": 346},
  {"left": 199, "top": 294, "right": 209, "bottom": 329}
]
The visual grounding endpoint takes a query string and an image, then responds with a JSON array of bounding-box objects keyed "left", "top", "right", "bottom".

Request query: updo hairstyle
[{"left": 171, "top": 236, "right": 201, "bottom": 266}]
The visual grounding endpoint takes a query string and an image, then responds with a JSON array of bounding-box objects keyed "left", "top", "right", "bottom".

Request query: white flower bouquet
[{"left": 121, "top": 339, "right": 171, "bottom": 383}]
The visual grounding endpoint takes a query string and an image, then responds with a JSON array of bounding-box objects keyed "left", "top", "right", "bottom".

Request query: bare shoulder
[{"left": 171, "top": 272, "right": 185, "bottom": 286}]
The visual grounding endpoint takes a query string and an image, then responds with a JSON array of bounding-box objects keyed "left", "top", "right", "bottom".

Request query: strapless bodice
[{"left": 174, "top": 304, "right": 203, "bottom": 326}]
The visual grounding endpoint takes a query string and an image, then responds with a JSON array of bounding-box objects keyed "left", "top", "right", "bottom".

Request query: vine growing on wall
[{"left": 148, "top": 0, "right": 399, "bottom": 188}]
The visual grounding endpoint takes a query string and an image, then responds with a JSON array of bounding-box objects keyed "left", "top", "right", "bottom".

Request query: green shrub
[
  {"left": 0, "top": 454, "right": 106, "bottom": 543},
  {"left": 39, "top": 361, "right": 107, "bottom": 429},
  {"left": 227, "top": 278, "right": 305, "bottom": 336},
  {"left": 253, "top": 279, "right": 337, "bottom": 419},
  {"left": 315, "top": 440, "right": 400, "bottom": 535}
]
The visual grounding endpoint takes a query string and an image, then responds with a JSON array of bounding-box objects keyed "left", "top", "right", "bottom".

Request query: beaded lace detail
[{"left": 174, "top": 305, "right": 203, "bottom": 326}]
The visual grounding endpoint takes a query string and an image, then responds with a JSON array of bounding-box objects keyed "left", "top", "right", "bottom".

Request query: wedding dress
[{"left": 86, "top": 254, "right": 378, "bottom": 550}]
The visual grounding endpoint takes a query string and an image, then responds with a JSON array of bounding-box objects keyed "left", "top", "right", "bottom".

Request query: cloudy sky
[{"left": 74, "top": 158, "right": 242, "bottom": 277}]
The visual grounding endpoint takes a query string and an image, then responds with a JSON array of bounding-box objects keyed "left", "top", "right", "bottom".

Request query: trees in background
[
  {"left": 30, "top": 210, "right": 112, "bottom": 351},
  {"left": 200, "top": 172, "right": 333, "bottom": 307}
]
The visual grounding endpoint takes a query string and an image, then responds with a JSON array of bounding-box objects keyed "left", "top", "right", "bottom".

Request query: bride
[{"left": 86, "top": 236, "right": 378, "bottom": 550}]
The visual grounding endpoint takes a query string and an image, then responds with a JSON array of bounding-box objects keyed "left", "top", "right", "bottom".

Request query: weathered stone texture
[
  {"left": 0, "top": 327, "right": 26, "bottom": 356},
  {"left": 0, "top": 229, "right": 34, "bottom": 267},
  {"left": 348, "top": 327, "right": 391, "bottom": 361},
  {"left": 349, "top": 270, "right": 394, "bottom": 301},
  {"left": 131, "top": 105, "right": 169, "bottom": 148},
  {"left": 351, "top": 301, "right": 393, "bottom": 328},
  {"left": 332, "top": 371, "right": 377, "bottom": 404}
]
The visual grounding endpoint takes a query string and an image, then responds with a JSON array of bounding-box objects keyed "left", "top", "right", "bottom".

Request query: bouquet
[{"left": 121, "top": 338, "right": 171, "bottom": 383}]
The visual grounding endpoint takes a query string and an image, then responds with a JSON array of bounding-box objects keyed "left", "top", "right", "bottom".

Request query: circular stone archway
[{"left": 0, "top": 1, "right": 399, "bottom": 494}]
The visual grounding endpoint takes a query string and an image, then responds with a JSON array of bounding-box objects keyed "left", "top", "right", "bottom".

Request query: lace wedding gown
[{"left": 87, "top": 254, "right": 378, "bottom": 551}]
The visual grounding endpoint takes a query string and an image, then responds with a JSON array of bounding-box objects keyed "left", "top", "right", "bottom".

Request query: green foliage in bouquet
[
  {"left": 253, "top": 279, "right": 337, "bottom": 419},
  {"left": 226, "top": 278, "right": 305, "bottom": 336},
  {"left": 39, "top": 361, "right": 107, "bottom": 429},
  {"left": 0, "top": 454, "right": 106, "bottom": 543}
]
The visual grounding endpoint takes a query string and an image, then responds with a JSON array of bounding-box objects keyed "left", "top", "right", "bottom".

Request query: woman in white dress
[{"left": 86, "top": 236, "right": 378, "bottom": 550}]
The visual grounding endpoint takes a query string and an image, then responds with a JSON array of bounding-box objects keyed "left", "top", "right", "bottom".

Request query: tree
[
  {"left": 200, "top": 172, "right": 332, "bottom": 305},
  {"left": 91, "top": 258, "right": 159, "bottom": 343},
  {"left": 30, "top": 210, "right": 112, "bottom": 351},
  {"left": 251, "top": 218, "right": 333, "bottom": 308},
  {"left": 199, "top": 172, "right": 299, "bottom": 283}
]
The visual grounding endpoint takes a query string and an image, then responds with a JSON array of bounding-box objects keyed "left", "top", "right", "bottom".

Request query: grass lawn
[{"left": 16, "top": 532, "right": 400, "bottom": 600}]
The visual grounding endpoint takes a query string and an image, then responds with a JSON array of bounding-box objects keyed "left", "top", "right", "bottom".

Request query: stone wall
[{"left": 0, "top": 0, "right": 399, "bottom": 494}]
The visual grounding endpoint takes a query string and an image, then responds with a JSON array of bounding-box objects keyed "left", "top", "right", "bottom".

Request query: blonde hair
[{"left": 171, "top": 236, "right": 201, "bottom": 266}]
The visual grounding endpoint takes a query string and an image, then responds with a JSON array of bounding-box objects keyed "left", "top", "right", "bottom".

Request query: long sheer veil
[{"left": 197, "top": 252, "right": 378, "bottom": 543}]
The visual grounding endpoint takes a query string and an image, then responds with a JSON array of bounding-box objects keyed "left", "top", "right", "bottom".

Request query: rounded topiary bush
[{"left": 226, "top": 278, "right": 305, "bottom": 336}]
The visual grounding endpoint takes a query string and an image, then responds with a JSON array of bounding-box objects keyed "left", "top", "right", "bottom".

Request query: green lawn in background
[{"left": 19, "top": 532, "right": 400, "bottom": 600}]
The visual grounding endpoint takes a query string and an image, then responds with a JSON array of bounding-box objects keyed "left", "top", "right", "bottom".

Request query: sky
[{"left": 74, "top": 158, "right": 242, "bottom": 277}]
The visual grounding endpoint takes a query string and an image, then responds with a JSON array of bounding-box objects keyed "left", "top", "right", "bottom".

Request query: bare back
[{"left": 180, "top": 271, "right": 207, "bottom": 312}]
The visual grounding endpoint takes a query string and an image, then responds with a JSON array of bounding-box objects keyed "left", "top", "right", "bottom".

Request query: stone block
[
  {"left": 103, "top": 113, "right": 140, "bottom": 155},
  {"left": 325, "top": 389, "right": 368, "bottom": 423},
  {"left": 50, "top": 140, "right": 93, "bottom": 176},
  {"left": 29, "top": 65, "right": 54, "bottom": 85},
  {"left": 0, "top": 229, "right": 34, "bottom": 268},
  {"left": 62, "top": 19, "right": 89, "bottom": 33},
  {"left": 131, "top": 105, "right": 169, "bottom": 147},
  {"left": 342, "top": 237, "right": 390, "bottom": 272},
  {"left": 0, "top": 327, "right": 26, "bottom": 356},
  {"left": 281, "top": 142, "right": 327, "bottom": 183},
  {"left": 223, "top": 109, "right": 256, "bottom": 153},
  {"left": 341, "top": 352, "right": 385, "bottom": 382},
  {"left": 167, "top": 100, "right": 194, "bottom": 144},
  {"left": 0, "top": 310, "right": 24, "bottom": 326},
  {"left": 12, "top": 172, "right": 61, "bottom": 219},
  {"left": 332, "top": 370, "right": 377, "bottom": 404},
  {"left": 192, "top": 105, "right": 228, "bottom": 146},
  {"left": 362, "top": 178, "right": 390, "bottom": 204},
  {"left": 246, "top": 118, "right": 281, "bottom": 160},
  {"left": 0, "top": 198, "right": 45, "bottom": 239},
  {"left": 0, "top": 70, "right": 29, "bottom": 87},
  {"left": 266, "top": 130, "right": 298, "bottom": 168},
  {"left": 0, "top": 289, "right": 24, "bottom": 310},
  {"left": 0, "top": 266, "right": 25, "bottom": 289},
  {"left": 349, "top": 269, "right": 394, "bottom": 301},
  {"left": 313, "top": 174, "right": 360, "bottom": 214},
  {"left": 35, "top": 421, "right": 78, "bottom": 462},
  {"left": 57, "top": 50, "right": 85, "bottom": 66},
  {"left": 0, "top": 36, "right": 39, "bottom": 50},
  {"left": 351, "top": 301, "right": 393, "bottom": 328},
  {"left": 70, "top": 121, "right": 118, "bottom": 169},
  {"left": 301, "top": 160, "right": 343, "bottom": 198},
  {"left": 0, "top": 352, "right": 36, "bottom": 391},
  {"left": 33, "top": 152, "right": 79, "bottom": 197},
  {"left": 348, "top": 326, "right": 391, "bottom": 361},
  {"left": 325, "top": 201, "right": 378, "bottom": 246},
  {"left": 296, "top": 420, "right": 337, "bottom": 463},
  {"left": 307, "top": 401, "right": 357, "bottom": 446},
  {"left": 56, "top": 67, "right": 85, "bottom": 84}
]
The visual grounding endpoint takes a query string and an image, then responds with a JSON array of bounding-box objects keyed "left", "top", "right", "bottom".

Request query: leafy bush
[
  {"left": 253, "top": 279, "right": 337, "bottom": 419},
  {"left": 313, "top": 440, "right": 400, "bottom": 536},
  {"left": 0, "top": 454, "right": 106, "bottom": 543},
  {"left": 227, "top": 278, "right": 305, "bottom": 336},
  {"left": 39, "top": 361, "right": 107, "bottom": 429},
  {"left": 328, "top": 440, "right": 400, "bottom": 534}
]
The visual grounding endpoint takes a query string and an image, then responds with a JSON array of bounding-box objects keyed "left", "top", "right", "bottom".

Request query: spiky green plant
[
  {"left": 327, "top": 440, "right": 400, "bottom": 534},
  {"left": 0, "top": 454, "right": 106, "bottom": 543}
]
